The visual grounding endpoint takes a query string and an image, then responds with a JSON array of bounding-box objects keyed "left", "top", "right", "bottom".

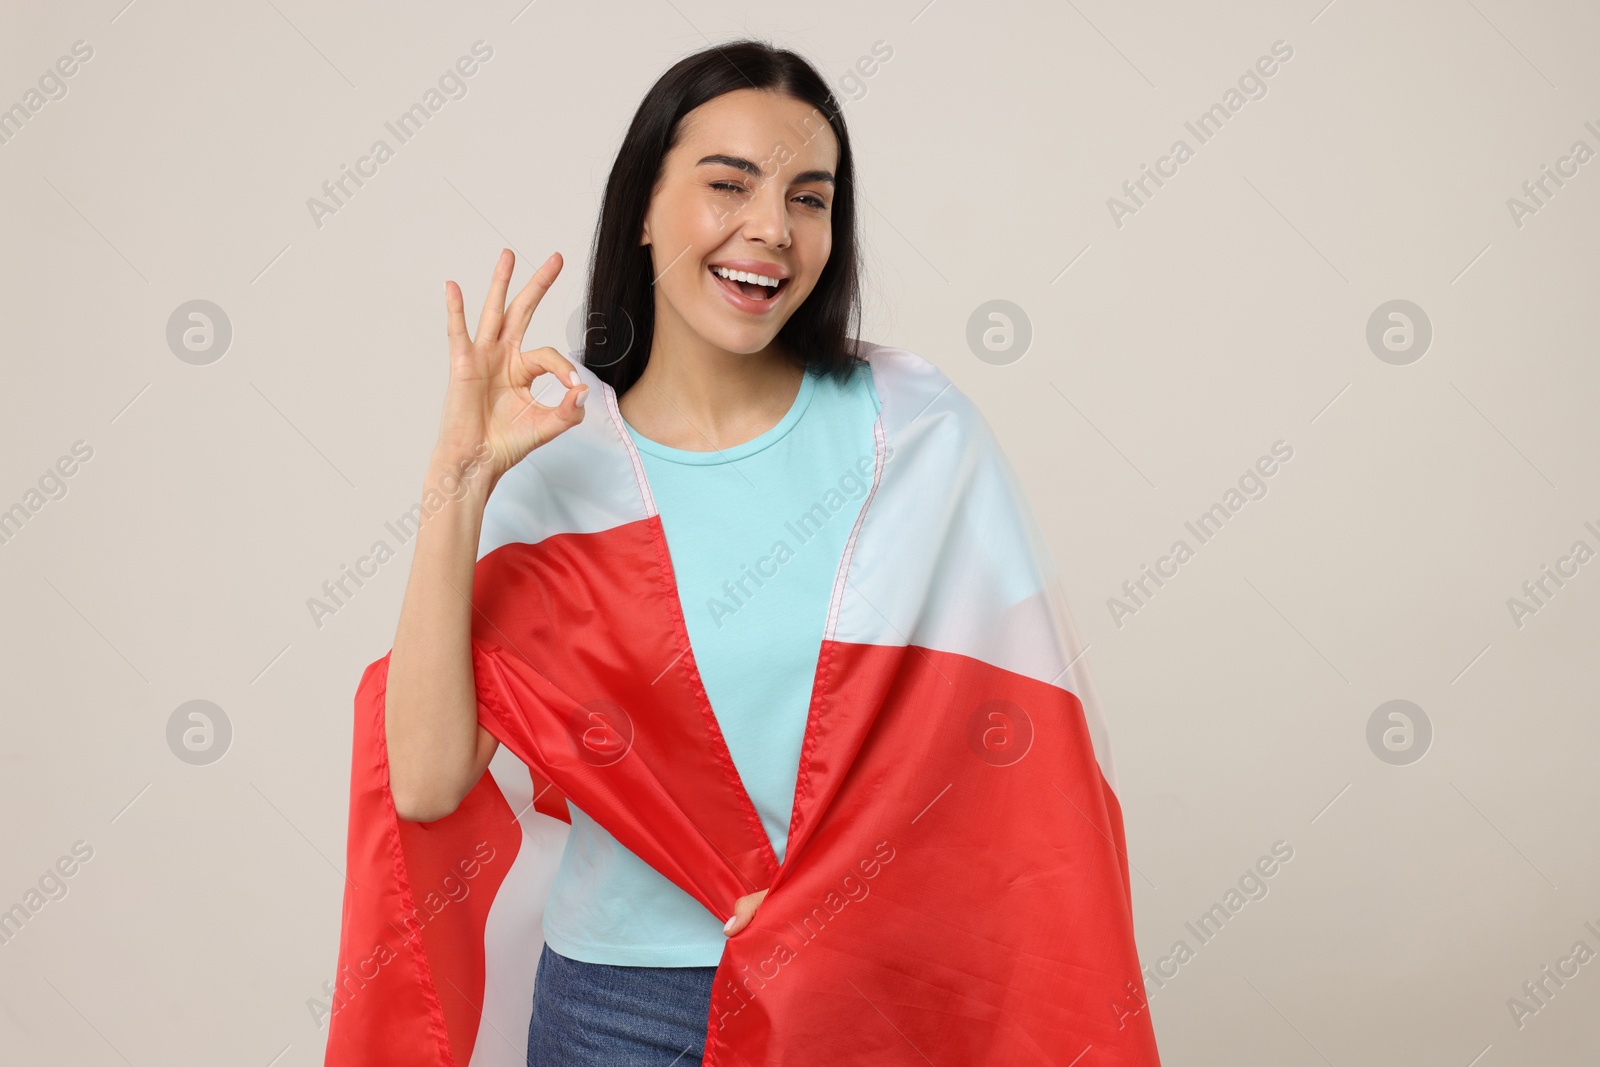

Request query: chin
[{"left": 692, "top": 316, "right": 785, "bottom": 355}]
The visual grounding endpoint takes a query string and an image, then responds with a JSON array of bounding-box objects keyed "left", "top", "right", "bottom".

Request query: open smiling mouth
[{"left": 709, "top": 265, "right": 789, "bottom": 304}]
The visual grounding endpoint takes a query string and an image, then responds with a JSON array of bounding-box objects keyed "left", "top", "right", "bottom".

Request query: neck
[{"left": 620, "top": 310, "right": 804, "bottom": 452}]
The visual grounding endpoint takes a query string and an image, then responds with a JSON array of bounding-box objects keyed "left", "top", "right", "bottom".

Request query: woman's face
[{"left": 640, "top": 88, "right": 839, "bottom": 356}]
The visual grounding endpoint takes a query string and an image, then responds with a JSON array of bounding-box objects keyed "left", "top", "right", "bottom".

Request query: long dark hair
[{"left": 579, "top": 39, "right": 863, "bottom": 396}]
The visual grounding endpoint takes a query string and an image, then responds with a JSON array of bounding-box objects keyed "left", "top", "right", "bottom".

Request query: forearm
[{"left": 384, "top": 449, "right": 498, "bottom": 820}]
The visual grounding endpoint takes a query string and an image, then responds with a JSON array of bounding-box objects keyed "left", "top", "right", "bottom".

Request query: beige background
[{"left": 2, "top": 1, "right": 1597, "bottom": 1064}]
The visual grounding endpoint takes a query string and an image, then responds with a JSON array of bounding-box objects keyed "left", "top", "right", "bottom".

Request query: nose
[{"left": 736, "top": 179, "right": 791, "bottom": 249}]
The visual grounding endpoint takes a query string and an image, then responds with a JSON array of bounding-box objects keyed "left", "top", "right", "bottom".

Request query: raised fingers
[
  {"left": 503, "top": 252, "right": 563, "bottom": 351},
  {"left": 475, "top": 248, "right": 514, "bottom": 344},
  {"left": 444, "top": 280, "right": 470, "bottom": 353}
]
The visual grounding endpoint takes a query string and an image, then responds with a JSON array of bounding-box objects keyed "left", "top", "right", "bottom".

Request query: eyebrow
[{"left": 696, "top": 154, "right": 835, "bottom": 186}]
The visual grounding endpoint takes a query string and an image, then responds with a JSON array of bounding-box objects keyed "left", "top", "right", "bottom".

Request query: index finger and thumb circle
[{"left": 513, "top": 345, "right": 589, "bottom": 411}]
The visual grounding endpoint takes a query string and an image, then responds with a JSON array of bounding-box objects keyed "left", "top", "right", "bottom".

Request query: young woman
[{"left": 382, "top": 40, "right": 870, "bottom": 1065}]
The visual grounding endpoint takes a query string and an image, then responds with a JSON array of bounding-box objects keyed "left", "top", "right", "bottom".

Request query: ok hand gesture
[{"left": 436, "top": 248, "right": 588, "bottom": 477}]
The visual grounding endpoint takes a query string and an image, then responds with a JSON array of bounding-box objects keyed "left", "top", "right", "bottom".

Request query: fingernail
[
  {"left": 723, "top": 915, "right": 737, "bottom": 934},
  {"left": 567, "top": 370, "right": 579, "bottom": 388},
  {"left": 574, "top": 386, "right": 587, "bottom": 409}
]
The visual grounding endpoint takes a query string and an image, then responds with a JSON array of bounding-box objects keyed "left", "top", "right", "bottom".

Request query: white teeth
[{"left": 713, "top": 266, "right": 780, "bottom": 288}]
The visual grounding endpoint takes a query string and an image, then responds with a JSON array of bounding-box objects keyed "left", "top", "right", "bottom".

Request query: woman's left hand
[{"left": 722, "top": 889, "right": 769, "bottom": 937}]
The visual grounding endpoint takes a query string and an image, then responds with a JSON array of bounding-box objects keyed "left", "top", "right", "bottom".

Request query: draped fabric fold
[{"left": 322, "top": 342, "right": 1162, "bottom": 1066}]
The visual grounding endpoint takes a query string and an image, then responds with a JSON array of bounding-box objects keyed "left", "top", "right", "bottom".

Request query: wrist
[{"left": 426, "top": 443, "right": 500, "bottom": 504}]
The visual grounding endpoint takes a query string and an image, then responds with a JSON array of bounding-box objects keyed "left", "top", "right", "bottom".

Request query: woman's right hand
[{"left": 436, "top": 248, "right": 588, "bottom": 479}]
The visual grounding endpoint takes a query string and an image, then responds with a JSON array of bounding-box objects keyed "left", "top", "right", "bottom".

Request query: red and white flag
[{"left": 322, "top": 341, "right": 1162, "bottom": 1065}]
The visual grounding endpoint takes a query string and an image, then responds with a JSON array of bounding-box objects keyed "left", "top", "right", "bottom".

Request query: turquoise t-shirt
[{"left": 540, "top": 358, "right": 882, "bottom": 966}]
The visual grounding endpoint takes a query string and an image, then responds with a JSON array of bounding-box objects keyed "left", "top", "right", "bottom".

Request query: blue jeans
[{"left": 526, "top": 942, "right": 719, "bottom": 1066}]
